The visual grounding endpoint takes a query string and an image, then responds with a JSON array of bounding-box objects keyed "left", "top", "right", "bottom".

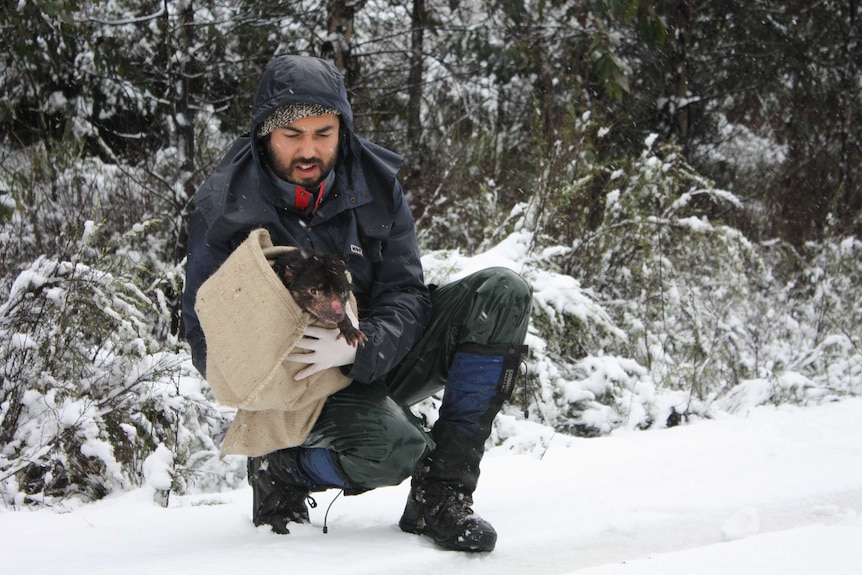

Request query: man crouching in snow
[{"left": 182, "top": 54, "right": 531, "bottom": 553}]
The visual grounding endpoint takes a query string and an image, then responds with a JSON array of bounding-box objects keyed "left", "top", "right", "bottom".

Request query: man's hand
[{"left": 286, "top": 325, "right": 358, "bottom": 380}]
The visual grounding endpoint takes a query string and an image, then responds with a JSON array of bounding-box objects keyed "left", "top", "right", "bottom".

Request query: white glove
[{"left": 286, "top": 325, "right": 358, "bottom": 381}]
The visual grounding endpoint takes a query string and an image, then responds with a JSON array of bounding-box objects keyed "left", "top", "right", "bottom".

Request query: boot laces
[
  {"left": 420, "top": 482, "right": 477, "bottom": 525},
  {"left": 276, "top": 486, "right": 316, "bottom": 522}
]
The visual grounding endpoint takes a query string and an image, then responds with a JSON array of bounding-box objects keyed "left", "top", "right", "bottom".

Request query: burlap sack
[{"left": 194, "top": 228, "right": 353, "bottom": 457}]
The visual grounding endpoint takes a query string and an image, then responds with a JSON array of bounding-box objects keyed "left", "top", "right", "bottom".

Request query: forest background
[{"left": 0, "top": 0, "right": 860, "bottom": 506}]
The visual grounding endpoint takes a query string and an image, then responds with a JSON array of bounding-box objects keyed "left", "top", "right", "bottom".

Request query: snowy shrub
[
  {"left": 0, "top": 107, "right": 260, "bottom": 508},
  {"left": 704, "top": 236, "right": 862, "bottom": 411},
  {"left": 526, "top": 137, "right": 861, "bottom": 430},
  {"left": 558, "top": 140, "right": 755, "bottom": 409},
  {"left": 781, "top": 237, "right": 862, "bottom": 397},
  {"left": 0, "top": 224, "right": 237, "bottom": 508}
]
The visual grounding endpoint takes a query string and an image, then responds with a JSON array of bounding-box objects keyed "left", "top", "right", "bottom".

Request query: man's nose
[{"left": 297, "top": 135, "right": 316, "bottom": 158}]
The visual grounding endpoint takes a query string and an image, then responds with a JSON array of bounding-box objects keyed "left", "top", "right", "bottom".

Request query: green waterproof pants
[{"left": 299, "top": 266, "right": 533, "bottom": 490}]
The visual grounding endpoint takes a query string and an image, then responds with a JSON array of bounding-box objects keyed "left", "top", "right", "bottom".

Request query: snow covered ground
[{"left": 3, "top": 396, "right": 861, "bottom": 575}]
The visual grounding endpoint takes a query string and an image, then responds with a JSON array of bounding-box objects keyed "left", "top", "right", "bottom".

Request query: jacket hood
[
  {"left": 249, "top": 55, "right": 366, "bottom": 189},
  {"left": 251, "top": 55, "right": 355, "bottom": 140}
]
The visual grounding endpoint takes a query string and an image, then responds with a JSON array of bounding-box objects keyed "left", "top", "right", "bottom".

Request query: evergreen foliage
[
  {"left": 0, "top": 0, "right": 860, "bottom": 505},
  {"left": 0, "top": 222, "right": 239, "bottom": 507}
]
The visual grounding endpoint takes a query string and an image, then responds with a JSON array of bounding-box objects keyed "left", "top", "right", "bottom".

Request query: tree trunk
[
  {"left": 164, "top": 0, "right": 197, "bottom": 335},
  {"left": 324, "top": 0, "right": 362, "bottom": 92},
  {"left": 835, "top": 0, "right": 861, "bottom": 233},
  {"left": 662, "top": 0, "right": 692, "bottom": 143},
  {"left": 406, "top": 0, "right": 426, "bottom": 164}
]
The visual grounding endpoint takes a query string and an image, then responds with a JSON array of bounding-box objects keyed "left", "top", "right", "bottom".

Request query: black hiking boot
[
  {"left": 398, "top": 344, "right": 528, "bottom": 552},
  {"left": 248, "top": 456, "right": 315, "bottom": 534},
  {"left": 399, "top": 474, "right": 497, "bottom": 552}
]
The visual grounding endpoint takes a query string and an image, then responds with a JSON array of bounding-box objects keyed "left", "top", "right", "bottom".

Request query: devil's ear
[
  {"left": 271, "top": 253, "right": 295, "bottom": 283},
  {"left": 297, "top": 247, "right": 314, "bottom": 260}
]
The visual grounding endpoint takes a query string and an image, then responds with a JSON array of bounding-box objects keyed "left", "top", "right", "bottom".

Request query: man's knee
[
  {"left": 316, "top": 386, "right": 432, "bottom": 489},
  {"left": 474, "top": 266, "right": 532, "bottom": 304},
  {"left": 461, "top": 267, "right": 532, "bottom": 344},
  {"left": 337, "top": 411, "right": 431, "bottom": 489}
]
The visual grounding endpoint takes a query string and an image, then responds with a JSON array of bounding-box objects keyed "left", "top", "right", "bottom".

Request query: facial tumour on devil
[{"left": 272, "top": 249, "right": 367, "bottom": 347}]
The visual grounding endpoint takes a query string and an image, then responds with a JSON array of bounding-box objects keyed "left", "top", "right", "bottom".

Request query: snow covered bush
[
  {"left": 774, "top": 237, "right": 860, "bottom": 395},
  {"left": 0, "top": 224, "right": 236, "bottom": 508},
  {"left": 543, "top": 139, "right": 749, "bottom": 418},
  {"left": 0, "top": 108, "right": 241, "bottom": 508},
  {"left": 527, "top": 136, "right": 862, "bottom": 432}
]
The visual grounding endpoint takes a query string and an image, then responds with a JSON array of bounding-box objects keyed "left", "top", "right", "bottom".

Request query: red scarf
[{"left": 294, "top": 179, "right": 326, "bottom": 213}]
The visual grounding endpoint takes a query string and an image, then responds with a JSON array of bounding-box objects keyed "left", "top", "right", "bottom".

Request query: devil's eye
[{"left": 309, "top": 288, "right": 318, "bottom": 296}]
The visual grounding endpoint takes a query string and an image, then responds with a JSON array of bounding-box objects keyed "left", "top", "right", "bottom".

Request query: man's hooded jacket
[{"left": 182, "top": 55, "right": 432, "bottom": 386}]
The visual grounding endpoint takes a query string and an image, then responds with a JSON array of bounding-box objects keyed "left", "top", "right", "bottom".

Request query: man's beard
[{"left": 263, "top": 142, "right": 337, "bottom": 189}]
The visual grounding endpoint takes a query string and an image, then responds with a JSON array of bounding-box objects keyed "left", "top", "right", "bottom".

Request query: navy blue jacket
[{"left": 182, "top": 55, "right": 432, "bottom": 384}]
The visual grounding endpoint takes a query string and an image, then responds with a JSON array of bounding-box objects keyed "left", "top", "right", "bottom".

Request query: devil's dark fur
[{"left": 272, "top": 249, "right": 367, "bottom": 347}]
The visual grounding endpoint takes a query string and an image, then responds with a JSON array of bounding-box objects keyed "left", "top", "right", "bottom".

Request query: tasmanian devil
[{"left": 271, "top": 249, "right": 367, "bottom": 347}]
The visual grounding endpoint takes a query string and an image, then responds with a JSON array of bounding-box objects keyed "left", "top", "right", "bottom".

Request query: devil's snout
[{"left": 330, "top": 300, "right": 344, "bottom": 316}]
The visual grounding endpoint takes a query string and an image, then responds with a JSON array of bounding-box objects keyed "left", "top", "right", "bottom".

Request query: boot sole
[
  {"left": 399, "top": 514, "right": 496, "bottom": 552},
  {"left": 435, "top": 529, "right": 496, "bottom": 553}
]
